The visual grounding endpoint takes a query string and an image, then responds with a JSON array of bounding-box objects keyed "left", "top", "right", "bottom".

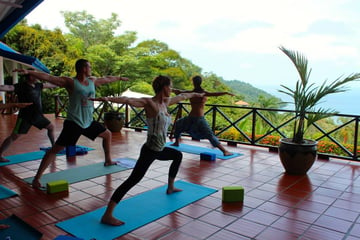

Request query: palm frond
[{"left": 278, "top": 46, "right": 360, "bottom": 143}]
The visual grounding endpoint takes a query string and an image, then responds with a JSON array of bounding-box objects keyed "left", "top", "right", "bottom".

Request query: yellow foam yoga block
[{"left": 47, "top": 180, "right": 69, "bottom": 194}]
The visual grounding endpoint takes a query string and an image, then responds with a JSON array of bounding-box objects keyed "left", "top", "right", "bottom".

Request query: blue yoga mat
[
  {"left": 56, "top": 180, "right": 217, "bottom": 240},
  {"left": 0, "top": 214, "right": 43, "bottom": 240},
  {"left": 23, "top": 158, "right": 136, "bottom": 185},
  {"left": 0, "top": 151, "right": 45, "bottom": 166},
  {"left": 165, "top": 142, "right": 242, "bottom": 159},
  {"left": 0, "top": 185, "right": 17, "bottom": 199},
  {"left": 0, "top": 145, "right": 95, "bottom": 167}
]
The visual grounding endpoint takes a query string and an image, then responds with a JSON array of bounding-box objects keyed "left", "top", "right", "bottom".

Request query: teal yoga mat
[
  {"left": 0, "top": 185, "right": 17, "bottom": 199},
  {"left": 23, "top": 158, "right": 136, "bottom": 185},
  {"left": 165, "top": 142, "right": 242, "bottom": 159},
  {"left": 0, "top": 145, "right": 95, "bottom": 167},
  {"left": 0, "top": 214, "right": 43, "bottom": 240},
  {"left": 56, "top": 180, "right": 217, "bottom": 240},
  {"left": 0, "top": 151, "right": 45, "bottom": 166}
]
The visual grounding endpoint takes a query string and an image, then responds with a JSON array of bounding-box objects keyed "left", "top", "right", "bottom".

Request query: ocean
[{"left": 267, "top": 86, "right": 360, "bottom": 116}]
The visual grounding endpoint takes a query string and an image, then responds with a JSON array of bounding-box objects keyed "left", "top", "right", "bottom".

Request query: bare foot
[
  {"left": 0, "top": 224, "right": 10, "bottom": 230},
  {"left": 166, "top": 187, "right": 182, "bottom": 194},
  {"left": 171, "top": 142, "right": 179, "bottom": 147},
  {"left": 223, "top": 151, "right": 233, "bottom": 156},
  {"left": 104, "top": 161, "right": 117, "bottom": 166},
  {"left": 0, "top": 157, "right": 9, "bottom": 163},
  {"left": 32, "top": 179, "right": 42, "bottom": 189},
  {"left": 101, "top": 215, "right": 125, "bottom": 226}
]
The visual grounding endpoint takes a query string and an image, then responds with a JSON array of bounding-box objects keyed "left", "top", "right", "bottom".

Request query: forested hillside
[
  {"left": 224, "top": 80, "right": 281, "bottom": 104},
  {"left": 2, "top": 11, "right": 282, "bottom": 111}
]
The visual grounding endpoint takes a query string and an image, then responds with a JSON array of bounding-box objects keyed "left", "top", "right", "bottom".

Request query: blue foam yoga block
[
  {"left": 200, "top": 152, "right": 216, "bottom": 161},
  {"left": 66, "top": 145, "right": 76, "bottom": 157}
]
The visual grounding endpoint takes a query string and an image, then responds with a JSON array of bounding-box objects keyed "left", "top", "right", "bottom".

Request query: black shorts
[
  {"left": 56, "top": 120, "right": 106, "bottom": 146},
  {"left": 13, "top": 115, "right": 51, "bottom": 134}
]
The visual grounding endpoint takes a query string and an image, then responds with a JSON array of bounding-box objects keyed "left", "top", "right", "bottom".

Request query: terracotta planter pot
[
  {"left": 278, "top": 138, "right": 317, "bottom": 175},
  {"left": 104, "top": 112, "right": 125, "bottom": 132}
]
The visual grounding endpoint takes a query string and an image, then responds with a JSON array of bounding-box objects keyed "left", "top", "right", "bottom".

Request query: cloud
[{"left": 24, "top": 0, "right": 360, "bottom": 86}]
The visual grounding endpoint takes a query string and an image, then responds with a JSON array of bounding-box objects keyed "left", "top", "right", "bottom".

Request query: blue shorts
[{"left": 173, "top": 116, "right": 220, "bottom": 147}]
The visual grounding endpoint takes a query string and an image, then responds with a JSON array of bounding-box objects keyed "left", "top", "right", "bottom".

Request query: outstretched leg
[
  {"left": 0, "top": 133, "right": 21, "bottom": 162},
  {"left": 167, "top": 176, "right": 182, "bottom": 194},
  {"left": 32, "top": 144, "right": 64, "bottom": 189},
  {"left": 171, "top": 138, "right": 180, "bottom": 146},
  {"left": 45, "top": 123, "right": 55, "bottom": 146},
  {"left": 171, "top": 117, "right": 188, "bottom": 146},
  {"left": 196, "top": 117, "right": 233, "bottom": 156},
  {"left": 101, "top": 200, "right": 124, "bottom": 226},
  {"left": 101, "top": 145, "right": 156, "bottom": 226},
  {"left": 98, "top": 129, "right": 116, "bottom": 166},
  {"left": 217, "top": 144, "right": 232, "bottom": 156},
  {"left": 157, "top": 147, "right": 183, "bottom": 194}
]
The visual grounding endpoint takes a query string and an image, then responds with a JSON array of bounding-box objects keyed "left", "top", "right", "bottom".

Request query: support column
[
  {"left": 12, "top": 61, "right": 18, "bottom": 84},
  {"left": 0, "top": 57, "right": 4, "bottom": 103}
]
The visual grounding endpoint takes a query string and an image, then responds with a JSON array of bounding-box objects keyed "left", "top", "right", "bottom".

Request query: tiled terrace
[{"left": 1, "top": 113, "right": 360, "bottom": 240}]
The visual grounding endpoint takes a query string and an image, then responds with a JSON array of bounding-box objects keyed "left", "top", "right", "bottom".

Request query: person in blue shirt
[{"left": 14, "top": 59, "right": 129, "bottom": 189}]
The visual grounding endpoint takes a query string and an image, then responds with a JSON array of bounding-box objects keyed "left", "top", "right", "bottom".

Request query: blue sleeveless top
[{"left": 67, "top": 78, "right": 95, "bottom": 128}]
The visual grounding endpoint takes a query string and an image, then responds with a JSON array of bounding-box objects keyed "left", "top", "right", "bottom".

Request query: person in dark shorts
[
  {"left": 14, "top": 59, "right": 129, "bottom": 189},
  {"left": 0, "top": 74, "right": 56, "bottom": 162}
]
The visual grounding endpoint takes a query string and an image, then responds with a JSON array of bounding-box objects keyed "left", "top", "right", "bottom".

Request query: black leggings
[{"left": 111, "top": 144, "right": 183, "bottom": 203}]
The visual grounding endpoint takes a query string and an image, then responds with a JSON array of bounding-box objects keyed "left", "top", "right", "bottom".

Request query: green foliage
[
  {"left": 130, "top": 82, "right": 154, "bottom": 95},
  {"left": 226, "top": 80, "right": 280, "bottom": 104},
  {"left": 62, "top": 11, "right": 121, "bottom": 48},
  {"left": 219, "top": 128, "right": 356, "bottom": 157},
  {"left": 278, "top": 46, "right": 360, "bottom": 144},
  {"left": 86, "top": 44, "right": 117, "bottom": 75}
]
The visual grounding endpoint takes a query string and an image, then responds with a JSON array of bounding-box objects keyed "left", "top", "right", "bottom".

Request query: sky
[{"left": 25, "top": 0, "right": 360, "bottom": 113}]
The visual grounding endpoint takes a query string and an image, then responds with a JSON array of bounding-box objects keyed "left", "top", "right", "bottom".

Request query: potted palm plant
[{"left": 278, "top": 46, "right": 360, "bottom": 175}]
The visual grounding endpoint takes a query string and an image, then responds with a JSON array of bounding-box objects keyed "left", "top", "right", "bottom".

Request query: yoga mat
[
  {"left": 0, "top": 185, "right": 17, "bottom": 199},
  {"left": 0, "top": 146, "right": 95, "bottom": 167},
  {"left": 0, "top": 214, "right": 43, "bottom": 240},
  {"left": 0, "top": 151, "right": 45, "bottom": 166},
  {"left": 56, "top": 180, "right": 217, "bottom": 240},
  {"left": 23, "top": 158, "right": 136, "bottom": 185},
  {"left": 40, "top": 145, "right": 95, "bottom": 155},
  {"left": 165, "top": 142, "right": 242, "bottom": 159},
  {"left": 54, "top": 235, "right": 84, "bottom": 240}
]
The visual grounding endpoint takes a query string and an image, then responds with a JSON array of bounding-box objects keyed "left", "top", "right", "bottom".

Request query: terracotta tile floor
[{"left": 1, "top": 114, "right": 360, "bottom": 240}]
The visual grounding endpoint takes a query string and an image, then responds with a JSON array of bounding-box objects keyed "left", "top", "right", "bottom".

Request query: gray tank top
[{"left": 145, "top": 111, "right": 171, "bottom": 151}]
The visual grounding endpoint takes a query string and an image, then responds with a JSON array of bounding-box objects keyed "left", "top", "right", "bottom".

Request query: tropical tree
[{"left": 62, "top": 11, "right": 121, "bottom": 48}]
